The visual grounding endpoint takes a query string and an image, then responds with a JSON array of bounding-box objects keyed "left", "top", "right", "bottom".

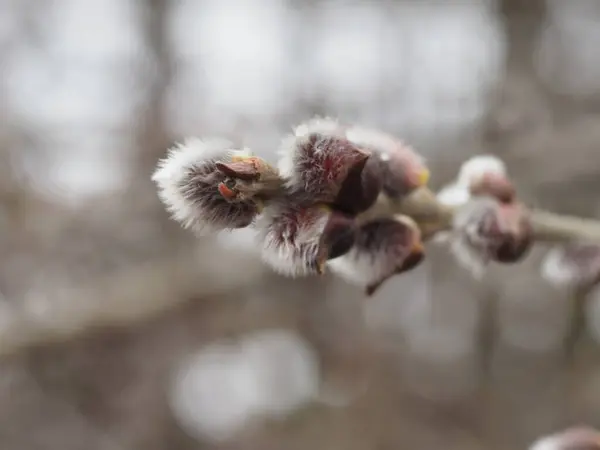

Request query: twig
[
  {"left": 356, "top": 188, "right": 453, "bottom": 239},
  {"left": 367, "top": 187, "right": 600, "bottom": 245},
  {"left": 529, "top": 210, "right": 600, "bottom": 243}
]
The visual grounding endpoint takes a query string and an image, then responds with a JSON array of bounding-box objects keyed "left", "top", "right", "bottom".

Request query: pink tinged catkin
[
  {"left": 469, "top": 171, "right": 517, "bottom": 204},
  {"left": 436, "top": 154, "right": 509, "bottom": 208},
  {"left": 152, "top": 138, "right": 261, "bottom": 235},
  {"left": 277, "top": 117, "right": 372, "bottom": 203},
  {"left": 345, "top": 126, "right": 430, "bottom": 198},
  {"left": 450, "top": 197, "right": 532, "bottom": 277},
  {"left": 258, "top": 201, "right": 357, "bottom": 278},
  {"left": 541, "top": 242, "right": 600, "bottom": 288},
  {"left": 327, "top": 215, "right": 425, "bottom": 296}
]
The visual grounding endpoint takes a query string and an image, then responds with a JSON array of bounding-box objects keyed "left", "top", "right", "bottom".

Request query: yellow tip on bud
[
  {"left": 317, "top": 261, "right": 327, "bottom": 275},
  {"left": 316, "top": 204, "right": 332, "bottom": 214},
  {"left": 313, "top": 255, "right": 327, "bottom": 275},
  {"left": 412, "top": 240, "right": 424, "bottom": 254},
  {"left": 230, "top": 149, "right": 253, "bottom": 162},
  {"left": 418, "top": 168, "right": 430, "bottom": 187},
  {"left": 254, "top": 198, "right": 265, "bottom": 213}
]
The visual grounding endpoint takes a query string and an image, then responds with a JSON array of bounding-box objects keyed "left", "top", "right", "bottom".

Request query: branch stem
[
  {"left": 362, "top": 187, "right": 600, "bottom": 245},
  {"left": 528, "top": 210, "right": 600, "bottom": 243}
]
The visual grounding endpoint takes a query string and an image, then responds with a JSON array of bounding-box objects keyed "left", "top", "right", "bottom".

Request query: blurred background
[{"left": 1, "top": 0, "right": 600, "bottom": 448}]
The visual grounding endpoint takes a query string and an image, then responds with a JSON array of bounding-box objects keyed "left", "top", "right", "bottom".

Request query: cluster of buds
[
  {"left": 153, "top": 117, "right": 430, "bottom": 295},
  {"left": 437, "top": 155, "right": 533, "bottom": 278}
]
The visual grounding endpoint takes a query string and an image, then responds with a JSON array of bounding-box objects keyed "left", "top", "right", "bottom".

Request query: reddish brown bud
[
  {"left": 542, "top": 242, "right": 600, "bottom": 288},
  {"left": 451, "top": 198, "right": 532, "bottom": 276},
  {"left": 492, "top": 202, "right": 533, "bottom": 263},
  {"left": 152, "top": 138, "right": 262, "bottom": 234},
  {"left": 345, "top": 126, "right": 429, "bottom": 199},
  {"left": 278, "top": 117, "right": 373, "bottom": 203},
  {"left": 318, "top": 211, "right": 357, "bottom": 262},
  {"left": 259, "top": 202, "right": 357, "bottom": 277},
  {"left": 469, "top": 172, "right": 516, "bottom": 204},
  {"left": 214, "top": 156, "right": 284, "bottom": 205},
  {"left": 331, "top": 155, "right": 383, "bottom": 215},
  {"left": 328, "top": 215, "right": 425, "bottom": 296},
  {"left": 215, "top": 160, "right": 261, "bottom": 181}
]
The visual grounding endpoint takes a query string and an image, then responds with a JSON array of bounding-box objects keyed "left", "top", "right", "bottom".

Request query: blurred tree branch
[
  {"left": 0, "top": 242, "right": 264, "bottom": 358},
  {"left": 564, "top": 285, "right": 590, "bottom": 361}
]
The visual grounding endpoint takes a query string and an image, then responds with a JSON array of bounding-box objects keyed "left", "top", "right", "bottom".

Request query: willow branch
[
  {"left": 365, "top": 187, "right": 600, "bottom": 244},
  {"left": 528, "top": 210, "right": 600, "bottom": 243}
]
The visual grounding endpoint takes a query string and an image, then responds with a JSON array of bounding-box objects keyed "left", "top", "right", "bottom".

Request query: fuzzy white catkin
[
  {"left": 276, "top": 116, "right": 341, "bottom": 181},
  {"left": 437, "top": 154, "right": 506, "bottom": 207},
  {"left": 436, "top": 183, "right": 471, "bottom": 208},
  {"left": 434, "top": 183, "right": 471, "bottom": 243},
  {"left": 445, "top": 198, "right": 501, "bottom": 278},
  {"left": 540, "top": 247, "right": 581, "bottom": 287},
  {"left": 152, "top": 138, "right": 253, "bottom": 235},
  {"left": 456, "top": 154, "right": 506, "bottom": 186},
  {"left": 540, "top": 244, "right": 600, "bottom": 288},
  {"left": 435, "top": 154, "right": 507, "bottom": 244}
]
